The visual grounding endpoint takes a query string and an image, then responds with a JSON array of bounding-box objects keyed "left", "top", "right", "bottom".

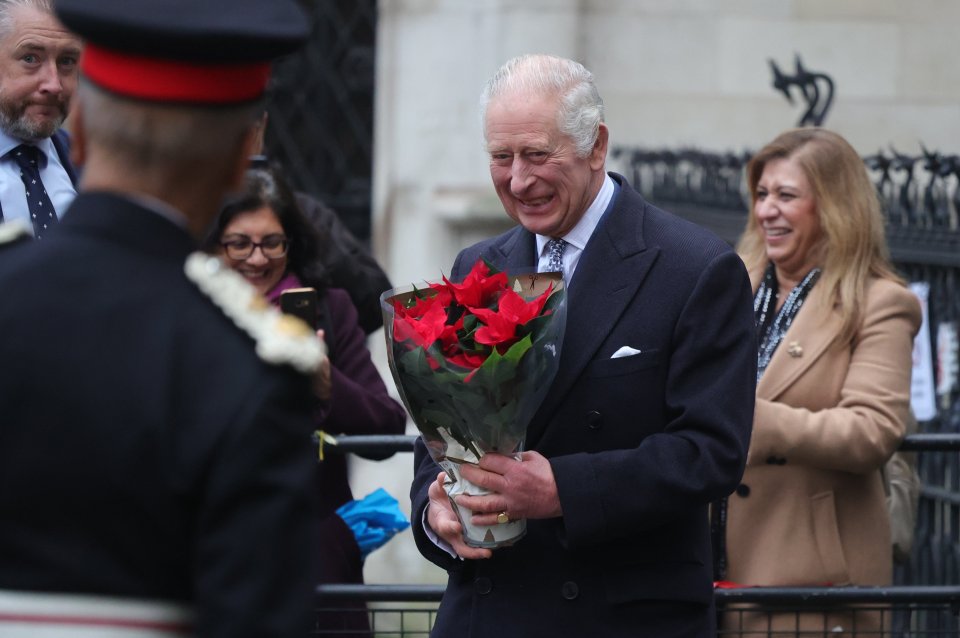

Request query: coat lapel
[
  {"left": 525, "top": 186, "right": 660, "bottom": 446},
  {"left": 479, "top": 225, "right": 538, "bottom": 275},
  {"left": 756, "top": 287, "right": 842, "bottom": 401}
]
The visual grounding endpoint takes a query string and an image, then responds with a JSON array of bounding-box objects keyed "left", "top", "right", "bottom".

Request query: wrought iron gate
[{"left": 263, "top": 0, "right": 376, "bottom": 243}]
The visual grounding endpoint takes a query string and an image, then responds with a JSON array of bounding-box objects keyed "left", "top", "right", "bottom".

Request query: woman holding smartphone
[{"left": 206, "top": 164, "right": 407, "bottom": 637}]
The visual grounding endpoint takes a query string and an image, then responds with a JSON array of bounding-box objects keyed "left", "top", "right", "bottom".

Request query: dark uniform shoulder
[{"left": 184, "top": 252, "right": 326, "bottom": 374}]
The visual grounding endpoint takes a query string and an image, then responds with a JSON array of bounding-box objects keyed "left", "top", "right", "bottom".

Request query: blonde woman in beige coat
[{"left": 719, "top": 128, "right": 922, "bottom": 636}]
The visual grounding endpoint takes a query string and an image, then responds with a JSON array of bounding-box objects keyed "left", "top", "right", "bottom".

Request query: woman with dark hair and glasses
[{"left": 207, "top": 165, "right": 407, "bottom": 636}]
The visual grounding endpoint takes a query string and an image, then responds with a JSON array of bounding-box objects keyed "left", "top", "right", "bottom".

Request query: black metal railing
[
  {"left": 609, "top": 146, "right": 960, "bottom": 267},
  {"left": 313, "top": 435, "right": 960, "bottom": 634},
  {"left": 327, "top": 433, "right": 960, "bottom": 455},
  {"left": 313, "top": 584, "right": 960, "bottom": 637},
  {"left": 330, "top": 433, "right": 960, "bottom": 588}
]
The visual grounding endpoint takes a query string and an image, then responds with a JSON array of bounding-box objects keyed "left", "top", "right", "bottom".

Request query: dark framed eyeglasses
[{"left": 221, "top": 235, "right": 289, "bottom": 260}]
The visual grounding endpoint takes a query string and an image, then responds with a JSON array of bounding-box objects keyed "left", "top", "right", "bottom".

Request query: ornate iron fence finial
[{"left": 768, "top": 54, "right": 835, "bottom": 127}]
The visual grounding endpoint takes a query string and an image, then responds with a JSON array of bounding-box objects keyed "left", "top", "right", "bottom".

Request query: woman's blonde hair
[{"left": 737, "top": 128, "right": 901, "bottom": 344}]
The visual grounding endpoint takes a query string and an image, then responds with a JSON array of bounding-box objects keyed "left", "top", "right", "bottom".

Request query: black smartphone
[{"left": 279, "top": 287, "right": 318, "bottom": 330}]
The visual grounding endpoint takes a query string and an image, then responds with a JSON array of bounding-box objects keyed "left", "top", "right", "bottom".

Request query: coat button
[
  {"left": 735, "top": 483, "right": 751, "bottom": 497},
  {"left": 777, "top": 457, "right": 787, "bottom": 465},
  {"left": 586, "top": 410, "right": 602, "bottom": 430},
  {"left": 766, "top": 456, "right": 778, "bottom": 465},
  {"left": 561, "top": 581, "right": 579, "bottom": 600},
  {"left": 475, "top": 577, "right": 492, "bottom": 595}
]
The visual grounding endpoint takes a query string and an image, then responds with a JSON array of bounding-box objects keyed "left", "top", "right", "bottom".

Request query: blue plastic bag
[{"left": 335, "top": 488, "right": 410, "bottom": 559}]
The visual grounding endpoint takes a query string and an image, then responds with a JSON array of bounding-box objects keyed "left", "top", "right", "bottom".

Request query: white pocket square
[{"left": 611, "top": 346, "right": 642, "bottom": 359}]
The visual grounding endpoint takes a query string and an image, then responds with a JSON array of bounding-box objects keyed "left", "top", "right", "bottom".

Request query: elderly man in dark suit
[
  {"left": 410, "top": 54, "right": 757, "bottom": 637},
  {"left": 0, "top": 1, "right": 323, "bottom": 636}
]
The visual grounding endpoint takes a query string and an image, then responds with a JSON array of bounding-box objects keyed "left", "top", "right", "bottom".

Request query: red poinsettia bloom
[
  {"left": 390, "top": 260, "right": 557, "bottom": 374},
  {"left": 384, "top": 259, "right": 566, "bottom": 482},
  {"left": 442, "top": 261, "right": 507, "bottom": 308},
  {"left": 398, "top": 285, "right": 451, "bottom": 320},
  {"left": 392, "top": 299, "right": 449, "bottom": 349},
  {"left": 426, "top": 283, "right": 455, "bottom": 311},
  {"left": 470, "top": 284, "right": 553, "bottom": 348},
  {"left": 446, "top": 350, "right": 487, "bottom": 370}
]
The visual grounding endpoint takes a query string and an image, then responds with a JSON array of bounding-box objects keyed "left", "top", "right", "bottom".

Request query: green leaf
[{"left": 482, "top": 257, "right": 502, "bottom": 275}]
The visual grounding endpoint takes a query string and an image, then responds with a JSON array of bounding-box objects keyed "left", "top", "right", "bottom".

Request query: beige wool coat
[{"left": 723, "top": 273, "right": 921, "bottom": 635}]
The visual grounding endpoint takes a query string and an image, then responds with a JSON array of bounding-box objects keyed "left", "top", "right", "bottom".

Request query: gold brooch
[{"left": 787, "top": 341, "right": 803, "bottom": 358}]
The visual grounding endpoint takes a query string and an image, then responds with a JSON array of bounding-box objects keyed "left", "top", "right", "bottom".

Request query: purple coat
[{"left": 270, "top": 274, "right": 407, "bottom": 633}]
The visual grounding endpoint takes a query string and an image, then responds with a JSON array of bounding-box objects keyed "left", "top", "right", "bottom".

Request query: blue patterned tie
[
  {"left": 545, "top": 237, "right": 566, "bottom": 274},
  {"left": 11, "top": 144, "right": 58, "bottom": 239}
]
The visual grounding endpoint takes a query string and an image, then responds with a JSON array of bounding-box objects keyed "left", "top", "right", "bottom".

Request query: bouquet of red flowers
[{"left": 381, "top": 258, "right": 566, "bottom": 547}]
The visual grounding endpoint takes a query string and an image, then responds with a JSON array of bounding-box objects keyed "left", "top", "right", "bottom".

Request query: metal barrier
[
  {"left": 328, "top": 433, "right": 960, "bottom": 455},
  {"left": 716, "top": 586, "right": 960, "bottom": 637},
  {"left": 314, "top": 584, "right": 960, "bottom": 637},
  {"left": 314, "top": 585, "right": 438, "bottom": 638},
  {"left": 316, "top": 435, "right": 960, "bottom": 634}
]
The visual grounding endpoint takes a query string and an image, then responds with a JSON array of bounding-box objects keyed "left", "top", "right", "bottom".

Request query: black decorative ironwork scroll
[{"left": 769, "top": 54, "right": 835, "bottom": 127}]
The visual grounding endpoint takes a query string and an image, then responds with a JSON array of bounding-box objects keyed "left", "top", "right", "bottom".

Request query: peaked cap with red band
[{"left": 54, "top": 0, "right": 309, "bottom": 105}]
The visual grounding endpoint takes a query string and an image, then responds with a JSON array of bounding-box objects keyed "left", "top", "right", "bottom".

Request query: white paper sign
[
  {"left": 936, "top": 321, "right": 958, "bottom": 401},
  {"left": 909, "top": 282, "right": 937, "bottom": 421}
]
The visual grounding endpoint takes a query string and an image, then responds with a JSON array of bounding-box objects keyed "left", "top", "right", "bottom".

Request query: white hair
[
  {"left": 480, "top": 54, "right": 605, "bottom": 158},
  {"left": 0, "top": 0, "right": 53, "bottom": 41}
]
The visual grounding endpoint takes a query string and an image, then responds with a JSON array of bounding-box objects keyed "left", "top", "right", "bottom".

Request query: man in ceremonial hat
[{"left": 0, "top": 1, "right": 323, "bottom": 636}]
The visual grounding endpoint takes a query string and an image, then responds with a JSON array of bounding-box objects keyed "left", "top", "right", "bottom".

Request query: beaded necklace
[{"left": 754, "top": 263, "right": 821, "bottom": 381}]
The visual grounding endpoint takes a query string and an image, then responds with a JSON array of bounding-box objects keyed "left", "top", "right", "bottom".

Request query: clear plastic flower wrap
[{"left": 381, "top": 259, "right": 566, "bottom": 547}]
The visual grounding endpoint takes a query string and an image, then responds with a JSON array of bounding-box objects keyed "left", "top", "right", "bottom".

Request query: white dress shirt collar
[
  {"left": 0, "top": 129, "right": 58, "bottom": 167},
  {"left": 535, "top": 172, "right": 615, "bottom": 282}
]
